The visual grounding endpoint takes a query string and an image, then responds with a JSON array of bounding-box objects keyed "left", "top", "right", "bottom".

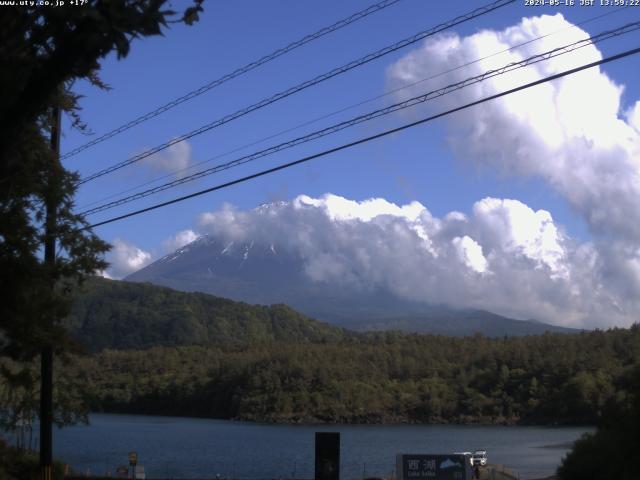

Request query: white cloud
[
  {"left": 96, "top": 269, "right": 113, "bottom": 280},
  {"left": 162, "top": 229, "right": 198, "bottom": 252},
  {"left": 195, "top": 193, "right": 637, "bottom": 328},
  {"left": 104, "top": 231, "right": 199, "bottom": 279},
  {"left": 138, "top": 15, "right": 640, "bottom": 329},
  {"left": 294, "top": 194, "right": 425, "bottom": 222},
  {"left": 627, "top": 101, "right": 640, "bottom": 132},
  {"left": 106, "top": 238, "right": 153, "bottom": 279},
  {"left": 384, "top": 13, "right": 640, "bottom": 323},
  {"left": 142, "top": 140, "right": 193, "bottom": 178},
  {"left": 452, "top": 235, "right": 488, "bottom": 274},
  {"left": 472, "top": 198, "right": 567, "bottom": 279},
  {"left": 387, "top": 14, "right": 640, "bottom": 231}
]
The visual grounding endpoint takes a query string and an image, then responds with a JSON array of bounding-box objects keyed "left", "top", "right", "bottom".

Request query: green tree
[
  {"left": 0, "top": 360, "right": 39, "bottom": 452},
  {"left": 0, "top": 357, "right": 88, "bottom": 452},
  {"left": 0, "top": 0, "right": 203, "bottom": 362},
  {"left": 558, "top": 363, "right": 640, "bottom": 480},
  {"left": 0, "top": 3, "right": 204, "bottom": 476}
]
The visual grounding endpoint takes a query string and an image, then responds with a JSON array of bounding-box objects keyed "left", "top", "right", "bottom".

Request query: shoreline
[
  {"left": 46, "top": 417, "right": 582, "bottom": 480},
  {"left": 90, "top": 409, "right": 595, "bottom": 429}
]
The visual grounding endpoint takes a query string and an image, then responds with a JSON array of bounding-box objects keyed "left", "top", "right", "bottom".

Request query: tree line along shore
[
  {"left": 1, "top": 278, "right": 639, "bottom": 479},
  {"left": 3, "top": 278, "right": 638, "bottom": 426}
]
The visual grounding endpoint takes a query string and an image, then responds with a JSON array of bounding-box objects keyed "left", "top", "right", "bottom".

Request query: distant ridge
[
  {"left": 126, "top": 232, "right": 580, "bottom": 338},
  {"left": 340, "top": 310, "right": 579, "bottom": 337},
  {"left": 69, "top": 277, "right": 348, "bottom": 352},
  {"left": 72, "top": 276, "right": 578, "bottom": 354}
]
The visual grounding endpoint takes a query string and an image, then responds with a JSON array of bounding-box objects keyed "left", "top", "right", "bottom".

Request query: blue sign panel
[{"left": 396, "top": 454, "right": 471, "bottom": 480}]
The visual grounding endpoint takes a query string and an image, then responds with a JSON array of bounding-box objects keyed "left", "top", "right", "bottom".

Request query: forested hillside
[
  {"left": 68, "top": 278, "right": 576, "bottom": 353},
  {"left": 5, "top": 278, "right": 637, "bottom": 428},
  {"left": 67, "top": 277, "right": 348, "bottom": 351},
  {"left": 67, "top": 325, "right": 640, "bottom": 425}
]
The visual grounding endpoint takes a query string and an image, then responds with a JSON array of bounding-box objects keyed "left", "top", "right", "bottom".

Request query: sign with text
[{"left": 396, "top": 454, "right": 471, "bottom": 480}]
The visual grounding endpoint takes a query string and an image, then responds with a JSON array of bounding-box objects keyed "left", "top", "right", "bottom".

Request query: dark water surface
[{"left": 52, "top": 414, "right": 591, "bottom": 479}]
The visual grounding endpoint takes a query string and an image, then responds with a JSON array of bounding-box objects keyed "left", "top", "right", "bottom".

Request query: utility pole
[{"left": 40, "top": 105, "right": 61, "bottom": 480}]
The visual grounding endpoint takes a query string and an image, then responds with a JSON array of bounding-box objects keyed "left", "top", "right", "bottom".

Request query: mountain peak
[
  {"left": 255, "top": 200, "right": 287, "bottom": 213},
  {"left": 126, "top": 232, "right": 577, "bottom": 337}
]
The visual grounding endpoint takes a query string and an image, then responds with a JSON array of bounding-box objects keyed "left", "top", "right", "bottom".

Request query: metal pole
[{"left": 40, "top": 105, "right": 60, "bottom": 480}]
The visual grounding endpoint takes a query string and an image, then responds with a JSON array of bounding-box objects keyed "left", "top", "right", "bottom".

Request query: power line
[
  {"left": 78, "top": 5, "right": 629, "bottom": 212},
  {"left": 86, "top": 45, "right": 640, "bottom": 229},
  {"left": 80, "top": 21, "right": 640, "bottom": 217},
  {"left": 59, "top": 0, "right": 404, "bottom": 161},
  {"left": 82, "top": 23, "right": 640, "bottom": 215},
  {"left": 77, "top": 0, "right": 516, "bottom": 185}
]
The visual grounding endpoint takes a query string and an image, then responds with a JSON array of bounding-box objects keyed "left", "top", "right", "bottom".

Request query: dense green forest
[
  {"left": 66, "top": 277, "right": 349, "bottom": 351},
  {"left": 3, "top": 278, "right": 640, "bottom": 478},
  {"left": 64, "top": 325, "right": 640, "bottom": 425},
  {"left": 557, "top": 361, "right": 640, "bottom": 480},
  {"left": 4, "top": 277, "right": 634, "bottom": 425},
  {"left": 66, "top": 278, "right": 576, "bottom": 352},
  {"left": 2, "top": 278, "right": 638, "bottom": 427}
]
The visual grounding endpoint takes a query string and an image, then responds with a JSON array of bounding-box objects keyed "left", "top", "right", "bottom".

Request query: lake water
[{"left": 50, "top": 414, "right": 591, "bottom": 480}]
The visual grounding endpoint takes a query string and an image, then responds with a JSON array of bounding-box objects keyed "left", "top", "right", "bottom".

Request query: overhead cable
[
  {"left": 87, "top": 45, "right": 640, "bottom": 229},
  {"left": 60, "top": 0, "right": 405, "bottom": 160},
  {"left": 78, "top": 5, "right": 628, "bottom": 211},
  {"left": 80, "top": 21, "right": 640, "bottom": 217},
  {"left": 77, "top": 0, "right": 516, "bottom": 185}
]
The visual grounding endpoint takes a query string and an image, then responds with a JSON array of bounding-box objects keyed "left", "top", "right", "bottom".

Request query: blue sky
[{"left": 62, "top": 0, "right": 640, "bottom": 327}]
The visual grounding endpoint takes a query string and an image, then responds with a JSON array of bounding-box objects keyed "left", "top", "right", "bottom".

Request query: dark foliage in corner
[
  {"left": 558, "top": 363, "right": 640, "bottom": 480},
  {"left": 0, "top": 0, "right": 203, "bottom": 362}
]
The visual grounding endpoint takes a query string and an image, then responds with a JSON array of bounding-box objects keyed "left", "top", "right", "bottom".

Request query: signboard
[
  {"left": 396, "top": 454, "right": 471, "bottom": 480},
  {"left": 135, "top": 465, "right": 146, "bottom": 479},
  {"left": 128, "top": 451, "right": 138, "bottom": 466}
]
